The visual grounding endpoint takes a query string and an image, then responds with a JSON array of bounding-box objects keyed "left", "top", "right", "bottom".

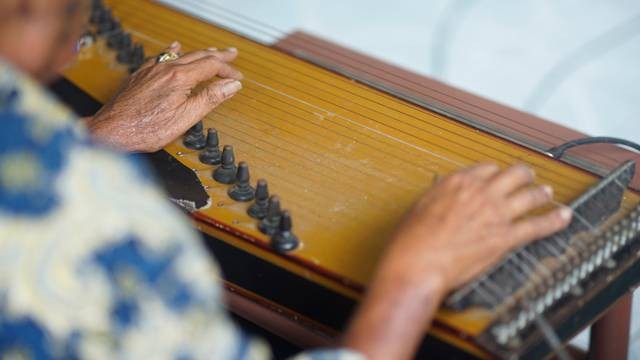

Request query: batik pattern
[{"left": 0, "top": 60, "right": 361, "bottom": 360}]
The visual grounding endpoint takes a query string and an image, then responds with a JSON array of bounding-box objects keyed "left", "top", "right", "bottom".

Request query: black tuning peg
[
  {"left": 258, "top": 196, "right": 281, "bottom": 236},
  {"left": 213, "top": 145, "right": 237, "bottom": 184},
  {"left": 131, "top": 44, "right": 145, "bottom": 64},
  {"left": 116, "top": 42, "right": 145, "bottom": 73},
  {"left": 106, "top": 30, "right": 123, "bottom": 49},
  {"left": 271, "top": 210, "right": 299, "bottom": 252},
  {"left": 128, "top": 44, "right": 145, "bottom": 72},
  {"left": 97, "top": 17, "right": 119, "bottom": 35},
  {"left": 182, "top": 121, "right": 206, "bottom": 150},
  {"left": 116, "top": 46, "right": 132, "bottom": 64},
  {"left": 106, "top": 30, "right": 131, "bottom": 50},
  {"left": 248, "top": 179, "right": 269, "bottom": 219},
  {"left": 228, "top": 162, "right": 255, "bottom": 202},
  {"left": 90, "top": 2, "right": 107, "bottom": 25},
  {"left": 199, "top": 129, "right": 222, "bottom": 165},
  {"left": 90, "top": 10, "right": 103, "bottom": 25}
]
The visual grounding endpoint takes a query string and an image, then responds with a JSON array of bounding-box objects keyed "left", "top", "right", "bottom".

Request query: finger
[
  {"left": 505, "top": 185, "right": 553, "bottom": 219},
  {"left": 510, "top": 206, "right": 572, "bottom": 246},
  {"left": 175, "top": 47, "right": 239, "bottom": 65},
  {"left": 185, "top": 78, "right": 243, "bottom": 120},
  {"left": 139, "top": 41, "right": 183, "bottom": 70},
  {"left": 177, "top": 55, "right": 244, "bottom": 82},
  {"left": 488, "top": 164, "right": 535, "bottom": 196},
  {"left": 168, "top": 40, "right": 182, "bottom": 53},
  {"left": 462, "top": 162, "right": 501, "bottom": 181},
  {"left": 173, "top": 49, "right": 214, "bottom": 65},
  {"left": 209, "top": 47, "right": 239, "bottom": 63}
]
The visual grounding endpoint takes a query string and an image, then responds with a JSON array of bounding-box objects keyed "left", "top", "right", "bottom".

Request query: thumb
[{"left": 187, "top": 78, "right": 242, "bottom": 119}]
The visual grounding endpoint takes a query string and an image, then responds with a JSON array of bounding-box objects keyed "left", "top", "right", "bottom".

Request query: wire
[
  {"left": 114, "top": 1, "right": 613, "bottom": 192},
  {"left": 534, "top": 314, "right": 572, "bottom": 360},
  {"left": 548, "top": 136, "right": 640, "bottom": 159}
]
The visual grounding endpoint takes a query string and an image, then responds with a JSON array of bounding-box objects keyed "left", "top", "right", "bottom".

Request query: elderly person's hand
[
  {"left": 343, "top": 164, "right": 572, "bottom": 360},
  {"left": 87, "top": 42, "right": 243, "bottom": 152},
  {"left": 385, "top": 163, "right": 572, "bottom": 289}
]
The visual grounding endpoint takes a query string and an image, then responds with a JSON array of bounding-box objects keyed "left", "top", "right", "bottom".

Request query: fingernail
[
  {"left": 227, "top": 47, "right": 238, "bottom": 53},
  {"left": 222, "top": 81, "right": 242, "bottom": 97},
  {"left": 208, "top": 47, "right": 218, "bottom": 51},
  {"left": 559, "top": 207, "right": 572, "bottom": 220},
  {"left": 542, "top": 185, "right": 553, "bottom": 197},
  {"left": 170, "top": 41, "right": 180, "bottom": 48}
]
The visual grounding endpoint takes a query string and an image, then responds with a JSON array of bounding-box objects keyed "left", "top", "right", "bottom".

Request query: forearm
[
  {"left": 83, "top": 114, "right": 122, "bottom": 150},
  {"left": 342, "top": 254, "right": 446, "bottom": 360}
]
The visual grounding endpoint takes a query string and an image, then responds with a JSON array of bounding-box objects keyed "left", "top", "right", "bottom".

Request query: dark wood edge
[{"left": 223, "top": 283, "right": 337, "bottom": 349}]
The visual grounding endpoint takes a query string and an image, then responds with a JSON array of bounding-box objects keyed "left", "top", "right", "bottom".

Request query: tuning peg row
[
  {"left": 89, "top": 1, "right": 146, "bottom": 72},
  {"left": 185, "top": 124, "right": 299, "bottom": 252}
]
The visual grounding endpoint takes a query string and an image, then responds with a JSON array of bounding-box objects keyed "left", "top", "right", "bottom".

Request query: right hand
[
  {"left": 384, "top": 163, "right": 572, "bottom": 290},
  {"left": 343, "top": 163, "right": 572, "bottom": 360}
]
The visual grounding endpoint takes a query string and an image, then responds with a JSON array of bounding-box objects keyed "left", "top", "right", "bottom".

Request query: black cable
[{"left": 548, "top": 136, "right": 640, "bottom": 159}]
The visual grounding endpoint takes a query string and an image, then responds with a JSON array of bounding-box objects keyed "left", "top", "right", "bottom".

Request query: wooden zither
[{"left": 61, "top": 0, "right": 640, "bottom": 358}]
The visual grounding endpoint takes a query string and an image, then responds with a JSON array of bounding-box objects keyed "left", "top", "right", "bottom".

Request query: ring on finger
[{"left": 157, "top": 51, "right": 180, "bottom": 64}]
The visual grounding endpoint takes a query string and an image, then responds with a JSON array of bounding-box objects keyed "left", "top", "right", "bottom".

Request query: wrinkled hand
[
  {"left": 87, "top": 42, "right": 243, "bottom": 152},
  {"left": 386, "top": 163, "right": 572, "bottom": 290},
  {"left": 343, "top": 164, "right": 572, "bottom": 360}
]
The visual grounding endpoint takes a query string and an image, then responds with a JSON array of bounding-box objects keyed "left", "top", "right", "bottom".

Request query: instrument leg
[{"left": 589, "top": 293, "right": 632, "bottom": 360}]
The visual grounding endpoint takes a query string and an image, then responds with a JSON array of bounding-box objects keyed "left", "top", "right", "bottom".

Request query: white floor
[{"left": 162, "top": 0, "right": 640, "bottom": 356}]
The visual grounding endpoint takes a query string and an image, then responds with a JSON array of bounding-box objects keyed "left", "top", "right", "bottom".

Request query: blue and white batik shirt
[{"left": 0, "top": 59, "right": 361, "bottom": 360}]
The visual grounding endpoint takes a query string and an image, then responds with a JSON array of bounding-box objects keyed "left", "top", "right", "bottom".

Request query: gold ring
[{"left": 157, "top": 51, "right": 180, "bottom": 63}]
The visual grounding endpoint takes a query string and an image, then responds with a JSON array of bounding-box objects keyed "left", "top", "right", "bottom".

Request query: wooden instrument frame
[{"left": 57, "top": 0, "right": 640, "bottom": 358}]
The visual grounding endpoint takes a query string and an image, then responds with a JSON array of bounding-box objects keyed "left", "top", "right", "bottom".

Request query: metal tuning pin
[
  {"left": 182, "top": 120, "right": 207, "bottom": 150},
  {"left": 199, "top": 129, "right": 222, "bottom": 165},
  {"left": 213, "top": 145, "right": 237, "bottom": 184},
  {"left": 258, "top": 196, "right": 282, "bottom": 236},
  {"left": 228, "top": 162, "right": 256, "bottom": 202},
  {"left": 247, "top": 179, "right": 269, "bottom": 219},
  {"left": 271, "top": 210, "right": 299, "bottom": 253}
]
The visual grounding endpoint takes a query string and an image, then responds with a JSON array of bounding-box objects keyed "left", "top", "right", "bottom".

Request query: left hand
[{"left": 87, "top": 42, "right": 243, "bottom": 152}]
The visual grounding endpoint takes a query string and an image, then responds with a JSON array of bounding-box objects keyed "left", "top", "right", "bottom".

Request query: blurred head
[{"left": 0, "top": 0, "right": 90, "bottom": 83}]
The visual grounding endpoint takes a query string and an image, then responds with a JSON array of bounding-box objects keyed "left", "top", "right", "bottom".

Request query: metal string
[
  {"left": 93, "top": 4, "right": 640, "bottom": 358},
  {"left": 246, "top": 79, "right": 467, "bottom": 167},
  {"left": 145, "top": 0, "right": 634, "bottom": 276},
  {"left": 118, "top": 2, "right": 612, "bottom": 194},
  {"left": 132, "top": 2, "right": 628, "bottom": 197},
  {"left": 103, "top": 4, "right": 634, "bottom": 261},
  {"left": 159, "top": 0, "right": 640, "bottom": 170},
  {"left": 531, "top": 305, "right": 572, "bottom": 360},
  {"left": 469, "top": 194, "right": 613, "bottom": 307}
]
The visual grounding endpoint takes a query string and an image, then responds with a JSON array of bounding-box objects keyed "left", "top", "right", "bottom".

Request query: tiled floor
[{"left": 162, "top": 0, "right": 640, "bottom": 356}]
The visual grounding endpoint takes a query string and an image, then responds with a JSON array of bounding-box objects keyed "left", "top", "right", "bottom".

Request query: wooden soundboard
[{"left": 63, "top": 0, "right": 640, "bottom": 358}]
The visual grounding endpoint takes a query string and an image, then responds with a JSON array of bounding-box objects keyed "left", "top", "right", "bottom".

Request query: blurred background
[{"left": 162, "top": 0, "right": 640, "bottom": 355}]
